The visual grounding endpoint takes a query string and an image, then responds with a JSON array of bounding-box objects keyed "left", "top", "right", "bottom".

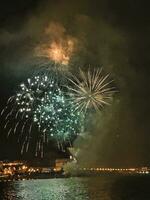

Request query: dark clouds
[{"left": 0, "top": 0, "right": 150, "bottom": 166}]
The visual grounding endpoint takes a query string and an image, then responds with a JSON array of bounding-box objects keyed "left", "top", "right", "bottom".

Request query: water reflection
[
  {"left": 0, "top": 176, "right": 150, "bottom": 200},
  {"left": 0, "top": 178, "right": 89, "bottom": 200}
]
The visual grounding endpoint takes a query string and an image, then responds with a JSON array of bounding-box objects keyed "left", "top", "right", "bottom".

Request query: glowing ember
[
  {"left": 35, "top": 22, "right": 77, "bottom": 65},
  {"left": 45, "top": 39, "right": 74, "bottom": 65}
]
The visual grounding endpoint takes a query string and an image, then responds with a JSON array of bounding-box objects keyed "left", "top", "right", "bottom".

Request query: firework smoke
[{"left": 35, "top": 22, "right": 77, "bottom": 68}]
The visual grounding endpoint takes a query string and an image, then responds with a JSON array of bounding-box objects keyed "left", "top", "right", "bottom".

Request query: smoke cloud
[{"left": 0, "top": 0, "right": 149, "bottom": 166}]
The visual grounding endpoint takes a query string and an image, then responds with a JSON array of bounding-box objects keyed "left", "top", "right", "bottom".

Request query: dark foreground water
[{"left": 0, "top": 176, "right": 150, "bottom": 200}]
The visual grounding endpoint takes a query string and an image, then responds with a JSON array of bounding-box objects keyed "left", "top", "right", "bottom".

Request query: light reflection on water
[
  {"left": 0, "top": 178, "right": 89, "bottom": 200},
  {"left": 0, "top": 176, "right": 150, "bottom": 200}
]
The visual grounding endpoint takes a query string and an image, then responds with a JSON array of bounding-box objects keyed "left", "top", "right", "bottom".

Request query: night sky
[{"left": 0, "top": 0, "right": 150, "bottom": 167}]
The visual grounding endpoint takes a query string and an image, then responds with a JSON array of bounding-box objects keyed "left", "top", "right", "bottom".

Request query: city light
[{"left": 0, "top": 160, "right": 150, "bottom": 182}]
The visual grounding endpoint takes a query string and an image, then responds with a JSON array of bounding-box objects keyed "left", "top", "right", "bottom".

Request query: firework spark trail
[
  {"left": 31, "top": 59, "right": 71, "bottom": 76},
  {"left": 1, "top": 74, "right": 59, "bottom": 155},
  {"left": 67, "top": 68, "right": 116, "bottom": 113},
  {"left": 7, "top": 128, "right": 12, "bottom": 138}
]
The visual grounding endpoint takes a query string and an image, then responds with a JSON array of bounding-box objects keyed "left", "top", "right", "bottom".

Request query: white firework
[
  {"left": 1, "top": 75, "right": 60, "bottom": 157},
  {"left": 67, "top": 68, "right": 116, "bottom": 112},
  {"left": 1, "top": 73, "right": 85, "bottom": 157}
]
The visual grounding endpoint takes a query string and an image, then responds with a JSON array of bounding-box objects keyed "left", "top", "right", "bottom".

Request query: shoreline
[{"left": 0, "top": 172, "right": 149, "bottom": 182}]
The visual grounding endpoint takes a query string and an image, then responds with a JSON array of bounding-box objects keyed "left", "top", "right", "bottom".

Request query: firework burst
[
  {"left": 1, "top": 67, "right": 116, "bottom": 157},
  {"left": 1, "top": 75, "right": 55, "bottom": 157},
  {"left": 67, "top": 68, "right": 116, "bottom": 113},
  {"left": 1, "top": 73, "right": 84, "bottom": 157},
  {"left": 33, "top": 87, "right": 84, "bottom": 151}
]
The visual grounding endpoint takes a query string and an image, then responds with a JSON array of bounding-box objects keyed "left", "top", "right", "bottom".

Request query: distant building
[
  {"left": 55, "top": 159, "right": 69, "bottom": 171},
  {"left": 0, "top": 161, "right": 3, "bottom": 170},
  {"left": 41, "top": 168, "right": 52, "bottom": 173}
]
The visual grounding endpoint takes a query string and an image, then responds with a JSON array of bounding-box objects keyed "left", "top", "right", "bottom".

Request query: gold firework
[{"left": 67, "top": 68, "right": 116, "bottom": 112}]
